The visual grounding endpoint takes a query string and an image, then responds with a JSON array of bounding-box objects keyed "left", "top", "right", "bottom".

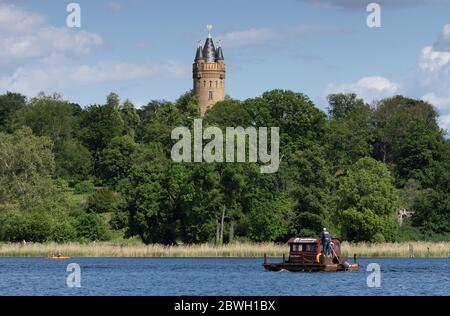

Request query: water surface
[{"left": 0, "top": 258, "right": 448, "bottom": 296}]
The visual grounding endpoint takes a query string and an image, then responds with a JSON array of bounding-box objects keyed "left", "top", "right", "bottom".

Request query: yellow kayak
[{"left": 49, "top": 255, "right": 71, "bottom": 260}]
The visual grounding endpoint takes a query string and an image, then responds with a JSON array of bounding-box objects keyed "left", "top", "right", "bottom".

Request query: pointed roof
[
  {"left": 195, "top": 43, "right": 204, "bottom": 61},
  {"left": 216, "top": 43, "right": 224, "bottom": 61},
  {"left": 196, "top": 25, "right": 223, "bottom": 63},
  {"left": 202, "top": 37, "right": 216, "bottom": 63}
]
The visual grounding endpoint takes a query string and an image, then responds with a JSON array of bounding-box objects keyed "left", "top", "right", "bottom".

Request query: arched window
[
  {"left": 208, "top": 91, "right": 213, "bottom": 101},
  {"left": 203, "top": 81, "right": 206, "bottom": 88},
  {"left": 210, "top": 81, "right": 212, "bottom": 88}
]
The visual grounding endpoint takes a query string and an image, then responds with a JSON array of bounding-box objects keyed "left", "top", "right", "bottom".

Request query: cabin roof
[
  {"left": 288, "top": 238, "right": 318, "bottom": 244},
  {"left": 287, "top": 237, "right": 343, "bottom": 244}
]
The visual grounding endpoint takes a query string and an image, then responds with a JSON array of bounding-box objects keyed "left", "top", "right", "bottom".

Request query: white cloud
[
  {"left": 0, "top": 2, "right": 45, "bottom": 34},
  {"left": 325, "top": 76, "right": 400, "bottom": 102},
  {"left": 418, "top": 25, "right": 450, "bottom": 77},
  {"left": 0, "top": 54, "right": 187, "bottom": 97},
  {"left": 438, "top": 114, "right": 450, "bottom": 131},
  {"left": 0, "top": 2, "right": 187, "bottom": 99},
  {"left": 418, "top": 46, "right": 450, "bottom": 75},
  {"left": 70, "top": 60, "right": 187, "bottom": 84},
  {"left": 416, "top": 24, "right": 450, "bottom": 113},
  {"left": 435, "top": 24, "right": 450, "bottom": 50},
  {"left": 421, "top": 92, "right": 450, "bottom": 111},
  {"left": 323, "top": 24, "right": 450, "bottom": 117},
  {"left": 0, "top": 3, "right": 102, "bottom": 62},
  {"left": 217, "top": 25, "right": 337, "bottom": 48}
]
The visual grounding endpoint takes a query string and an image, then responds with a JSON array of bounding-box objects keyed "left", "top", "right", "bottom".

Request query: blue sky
[{"left": 1, "top": 0, "right": 450, "bottom": 130}]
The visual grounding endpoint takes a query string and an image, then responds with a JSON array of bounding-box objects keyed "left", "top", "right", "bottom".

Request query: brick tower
[{"left": 193, "top": 25, "right": 226, "bottom": 116}]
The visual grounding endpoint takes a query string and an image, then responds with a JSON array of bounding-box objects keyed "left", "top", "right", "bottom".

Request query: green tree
[
  {"left": 248, "top": 193, "right": 294, "bottom": 242},
  {"left": 326, "top": 93, "right": 373, "bottom": 171},
  {"left": 120, "top": 100, "right": 141, "bottom": 138},
  {"left": 178, "top": 164, "right": 222, "bottom": 243},
  {"left": 336, "top": 157, "right": 399, "bottom": 241},
  {"left": 0, "top": 208, "right": 76, "bottom": 243},
  {"left": 204, "top": 99, "right": 252, "bottom": 127},
  {"left": 412, "top": 142, "right": 450, "bottom": 234},
  {"left": 413, "top": 189, "right": 450, "bottom": 235},
  {"left": 122, "top": 153, "right": 179, "bottom": 244},
  {"left": 0, "top": 128, "right": 60, "bottom": 208},
  {"left": 0, "top": 92, "right": 26, "bottom": 133},
  {"left": 372, "top": 96, "right": 443, "bottom": 185},
  {"left": 55, "top": 139, "right": 92, "bottom": 183},
  {"left": 87, "top": 188, "right": 119, "bottom": 213},
  {"left": 13, "top": 93, "right": 75, "bottom": 146},
  {"left": 98, "top": 136, "right": 139, "bottom": 187},
  {"left": 79, "top": 95, "right": 125, "bottom": 178},
  {"left": 79, "top": 103, "right": 124, "bottom": 154},
  {"left": 245, "top": 89, "right": 327, "bottom": 150},
  {"left": 139, "top": 101, "right": 187, "bottom": 149},
  {"left": 286, "top": 146, "right": 333, "bottom": 236},
  {"left": 175, "top": 90, "right": 200, "bottom": 117},
  {"left": 74, "top": 211, "right": 111, "bottom": 241},
  {"left": 327, "top": 93, "right": 362, "bottom": 120}
]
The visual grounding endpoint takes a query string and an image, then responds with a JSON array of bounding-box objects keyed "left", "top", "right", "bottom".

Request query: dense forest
[{"left": 0, "top": 89, "right": 448, "bottom": 244}]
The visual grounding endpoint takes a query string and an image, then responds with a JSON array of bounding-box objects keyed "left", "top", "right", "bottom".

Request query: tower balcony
[{"left": 193, "top": 62, "right": 226, "bottom": 72}]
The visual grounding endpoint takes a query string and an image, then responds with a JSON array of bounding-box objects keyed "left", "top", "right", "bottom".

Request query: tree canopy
[{"left": 0, "top": 89, "right": 448, "bottom": 244}]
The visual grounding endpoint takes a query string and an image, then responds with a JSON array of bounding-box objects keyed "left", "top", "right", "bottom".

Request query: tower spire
[
  {"left": 202, "top": 24, "right": 216, "bottom": 63},
  {"left": 216, "top": 40, "right": 224, "bottom": 61},
  {"left": 195, "top": 40, "right": 204, "bottom": 61}
]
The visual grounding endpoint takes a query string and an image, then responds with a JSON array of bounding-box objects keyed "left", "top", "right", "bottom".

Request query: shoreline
[{"left": 0, "top": 242, "right": 449, "bottom": 259}]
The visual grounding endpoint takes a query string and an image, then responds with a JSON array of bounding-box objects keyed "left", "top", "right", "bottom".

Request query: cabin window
[{"left": 303, "top": 244, "right": 316, "bottom": 252}]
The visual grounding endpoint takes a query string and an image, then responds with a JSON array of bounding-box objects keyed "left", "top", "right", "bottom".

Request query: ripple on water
[{"left": 0, "top": 258, "right": 448, "bottom": 296}]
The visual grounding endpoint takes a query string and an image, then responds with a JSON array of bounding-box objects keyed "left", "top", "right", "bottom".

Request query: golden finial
[{"left": 207, "top": 24, "right": 213, "bottom": 38}]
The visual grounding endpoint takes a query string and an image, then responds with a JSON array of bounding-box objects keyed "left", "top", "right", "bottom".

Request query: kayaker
[{"left": 322, "top": 228, "right": 332, "bottom": 256}]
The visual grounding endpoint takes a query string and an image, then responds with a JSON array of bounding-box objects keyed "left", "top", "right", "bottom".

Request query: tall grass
[
  {"left": 342, "top": 242, "right": 450, "bottom": 258},
  {"left": 0, "top": 242, "right": 284, "bottom": 258},
  {"left": 0, "top": 242, "right": 449, "bottom": 258}
]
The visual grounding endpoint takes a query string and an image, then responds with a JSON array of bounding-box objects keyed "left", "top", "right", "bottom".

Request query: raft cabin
[{"left": 263, "top": 237, "right": 359, "bottom": 272}]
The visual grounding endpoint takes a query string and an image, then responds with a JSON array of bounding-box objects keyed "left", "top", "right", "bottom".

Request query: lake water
[{"left": 0, "top": 258, "right": 448, "bottom": 296}]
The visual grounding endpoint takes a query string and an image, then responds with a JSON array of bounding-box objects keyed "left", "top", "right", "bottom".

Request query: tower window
[
  {"left": 204, "top": 81, "right": 206, "bottom": 87},
  {"left": 216, "top": 81, "right": 218, "bottom": 88},
  {"left": 209, "top": 91, "right": 213, "bottom": 101},
  {"left": 210, "top": 81, "right": 212, "bottom": 88}
]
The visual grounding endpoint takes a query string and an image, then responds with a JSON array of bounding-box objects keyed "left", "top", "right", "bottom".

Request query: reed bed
[
  {"left": 341, "top": 242, "right": 450, "bottom": 258},
  {"left": 0, "top": 242, "right": 284, "bottom": 258},
  {"left": 0, "top": 242, "right": 449, "bottom": 258}
]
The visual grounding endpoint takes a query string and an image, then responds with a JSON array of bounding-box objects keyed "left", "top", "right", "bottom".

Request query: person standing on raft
[{"left": 322, "top": 228, "right": 332, "bottom": 256}]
